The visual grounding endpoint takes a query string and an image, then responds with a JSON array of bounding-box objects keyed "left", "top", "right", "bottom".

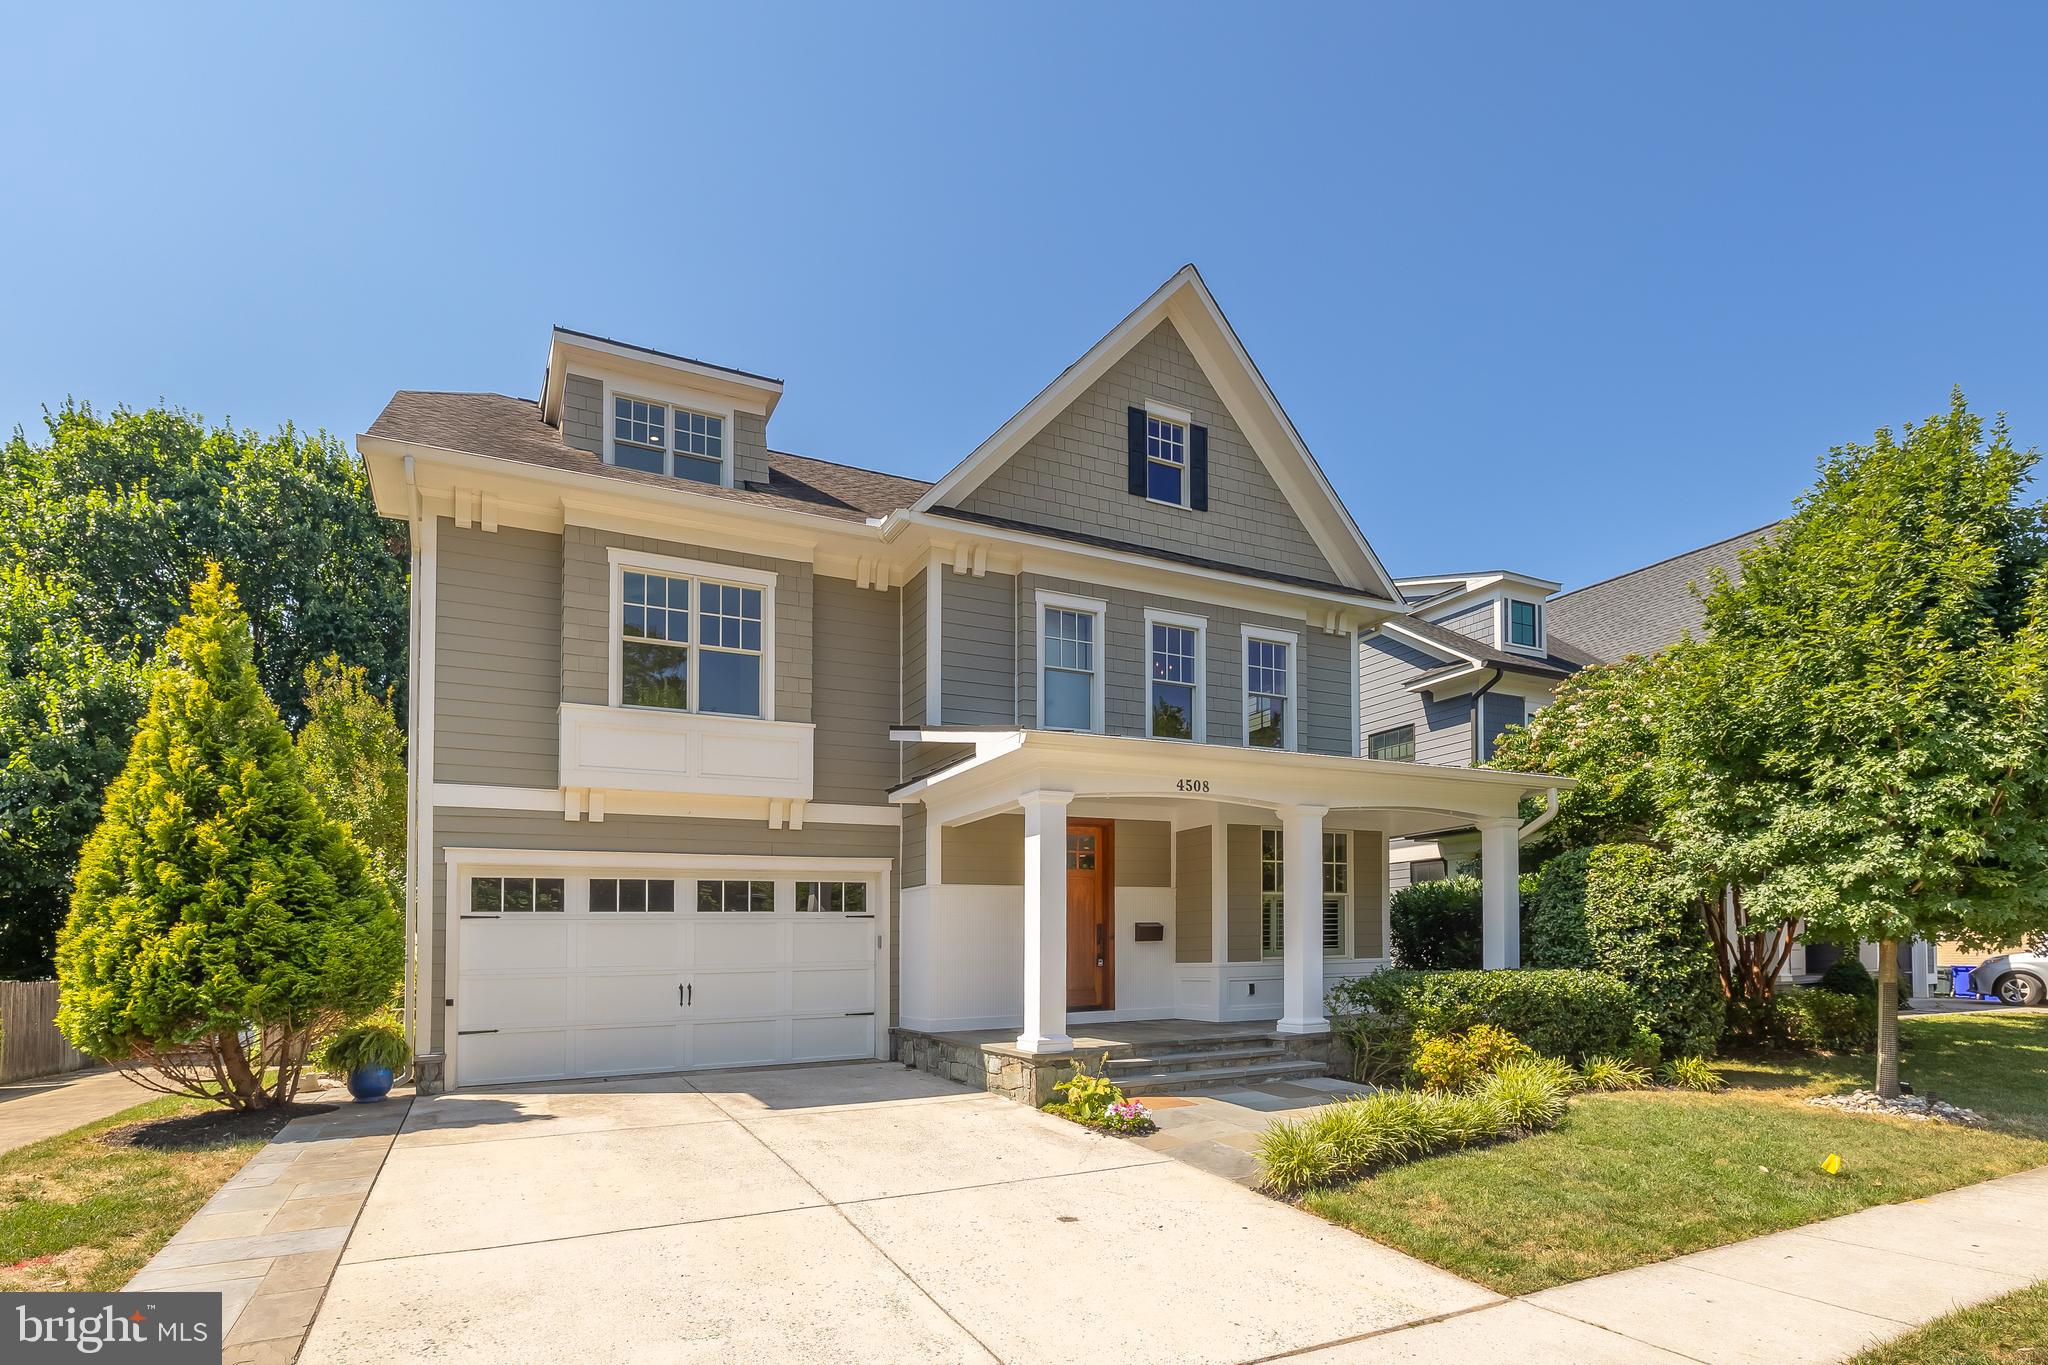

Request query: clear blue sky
[{"left": 5, "top": 4, "right": 2044, "bottom": 589}]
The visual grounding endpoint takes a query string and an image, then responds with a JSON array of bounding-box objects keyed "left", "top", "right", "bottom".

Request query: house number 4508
[{"left": 1175, "top": 778, "right": 1211, "bottom": 793}]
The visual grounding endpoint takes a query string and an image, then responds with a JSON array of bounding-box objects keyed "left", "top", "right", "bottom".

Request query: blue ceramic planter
[{"left": 346, "top": 1065, "right": 395, "bottom": 1103}]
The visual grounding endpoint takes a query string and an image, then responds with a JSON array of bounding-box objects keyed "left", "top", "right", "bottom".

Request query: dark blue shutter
[
  {"left": 1189, "top": 424, "right": 1209, "bottom": 511},
  {"left": 1127, "top": 407, "right": 1146, "bottom": 495}
]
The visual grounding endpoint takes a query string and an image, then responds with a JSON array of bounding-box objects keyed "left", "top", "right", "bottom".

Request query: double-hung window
[
  {"left": 1258, "top": 831, "right": 1350, "bottom": 957},
  {"left": 611, "top": 394, "right": 726, "bottom": 485},
  {"left": 615, "top": 552, "right": 772, "bottom": 718},
  {"left": 1508, "top": 598, "right": 1543, "bottom": 650},
  {"left": 1146, "top": 611, "right": 1204, "bottom": 741},
  {"left": 1244, "top": 629, "right": 1296, "bottom": 749},
  {"left": 1038, "top": 593, "right": 1104, "bottom": 732},
  {"left": 1145, "top": 413, "right": 1187, "bottom": 505}
]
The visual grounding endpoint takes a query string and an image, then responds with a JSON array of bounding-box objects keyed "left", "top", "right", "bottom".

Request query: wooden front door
[{"left": 1066, "top": 820, "right": 1115, "bottom": 1011}]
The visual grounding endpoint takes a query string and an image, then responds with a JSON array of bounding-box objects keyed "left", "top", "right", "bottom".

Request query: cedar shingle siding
[{"left": 955, "top": 320, "right": 1338, "bottom": 584}]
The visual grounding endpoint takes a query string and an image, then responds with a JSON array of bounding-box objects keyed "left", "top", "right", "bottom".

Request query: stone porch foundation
[{"left": 892, "top": 1020, "right": 1335, "bottom": 1106}]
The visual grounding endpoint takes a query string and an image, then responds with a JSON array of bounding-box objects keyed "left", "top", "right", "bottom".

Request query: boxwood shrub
[
  {"left": 1525, "top": 847, "right": 1595, "bottom": 969},
  {"left": 1328, "top": 967, "right": 1640, "bottom": 1064},
  {"left": 1387, "top": 875, "right": 1482, "bottom": 969}
]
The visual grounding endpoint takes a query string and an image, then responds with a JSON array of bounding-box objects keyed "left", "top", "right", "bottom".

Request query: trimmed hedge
[
  {"left": 1388, "top": 875, "right": 1482, "bottom": 969},
  {"left": 1525, "top": 848, "right": 1595, "bottom": 969},
  {"left": 1329, "top": 967, "right": 1640, "bottom": 1064},
  {"left": 1773, "top": 987, "right": 1876, "bottom": 1052},
  {"left": 1583, "top": 844, "right": 1725, "bottom": 1057}
]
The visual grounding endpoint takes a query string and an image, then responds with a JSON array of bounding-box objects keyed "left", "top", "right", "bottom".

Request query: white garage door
[{"left": 453, "top": 866, "right": 880, "bottom": 1087}]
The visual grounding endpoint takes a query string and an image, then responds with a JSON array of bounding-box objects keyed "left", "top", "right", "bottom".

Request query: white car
[{"left": 1971, "top": 952, "right": 2047, "bottom": 1006}]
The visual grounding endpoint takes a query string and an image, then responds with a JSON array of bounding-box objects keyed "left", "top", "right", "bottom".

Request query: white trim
[
  {"left": 545, "top": 328, "right": 782, "bottom": 423},
  {"left": 605, "top": 546, "right": 777, "bottom": 721},
  {"left": 1141, "top": 402, "right": 1193, "bottom": 511},
  {"left": 1034, "top": 589, "right": 1108, "bottom": 734},
  {"left": 429, "top": 782, "right": 902, "bottom": 827},
  {"left": 414, "top": 512, "right": 438, "bottom": 1059},
  {"left": 444, "top": 847, "right": 894, "bottom": 874},
  {"left": 924, "top": 561, "right": 943, "bottom": 726},
  {"left": 1141, "top": 607, "right": 1207, "bottom": 743},
  {"left": 1240, "top": 623, "right": 1301, "bottom": 752},
  {"left": 1501, "top": 596, "right": 1547, "bottom": 656},
  {"left": 599, "top": 379, "right": 739, "bottom": 491},
  {"left": 434, "top": 783, "right": 562, "bottom": 812}
]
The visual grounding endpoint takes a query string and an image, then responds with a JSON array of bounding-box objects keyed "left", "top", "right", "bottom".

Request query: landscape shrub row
[
  {"left": 1330, "top": 967, "right": 1645, "bottom": 1066},
  {"left": 1257, "top": 1057, "right": 1578, "bottom": 1194}
]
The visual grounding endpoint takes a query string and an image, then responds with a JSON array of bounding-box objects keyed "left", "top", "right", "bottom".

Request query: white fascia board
[
  {"left": 1406, "top": 664, "right": 1497, "bottom": 699},
  {"left": 544, "top": 329, "right": 783, "bottom": 424},
  {"left": 1378, "top": 619, "right": 1483, "bottom": 668}
]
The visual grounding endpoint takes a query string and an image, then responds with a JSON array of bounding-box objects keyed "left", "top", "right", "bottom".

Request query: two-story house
[{"left": 358, "top": 266, "right": 1567, "bottom": 1097}]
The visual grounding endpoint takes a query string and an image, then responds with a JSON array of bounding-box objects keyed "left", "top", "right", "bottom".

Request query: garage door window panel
[
  {"left": 471, "top": 876, "right": 564, "bottom": 914},
  {"left": 698, "top": 879, "right": 773, "bottom": 913},
  {"left": 797, "top": 880, "right": 868, "bottom": 915},
  {"left": 590, "top": 878, "right": 677, "bottom": 913}
]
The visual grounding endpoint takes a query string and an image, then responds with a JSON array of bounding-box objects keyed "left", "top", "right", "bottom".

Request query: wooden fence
[{"left": 0, "top": 980, "right": 90, "bottom": 1083}]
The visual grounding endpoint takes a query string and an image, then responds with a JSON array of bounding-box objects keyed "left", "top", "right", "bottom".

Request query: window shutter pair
[{"left": 1125, "top": 406, "right": 1208, "bottom": 511}]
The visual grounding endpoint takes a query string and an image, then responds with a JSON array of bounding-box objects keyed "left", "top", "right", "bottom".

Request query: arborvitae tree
[
  {"left": 296, "top": 654, "right": 406, "bottom": 907},
  {"left": 56, "top": 567, "right": 402, "bottom": 1109}
]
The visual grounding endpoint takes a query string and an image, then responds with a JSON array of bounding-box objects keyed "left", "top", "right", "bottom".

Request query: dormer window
[
  {"left": 1508, "top": 598, "right": 1543, "bottom": 650},
  {"left": 611, "top": 394, "right": 725, "bottom": 485},
  {"left": 1146, "top": 415, "right": 1186, "bottom": 504}
]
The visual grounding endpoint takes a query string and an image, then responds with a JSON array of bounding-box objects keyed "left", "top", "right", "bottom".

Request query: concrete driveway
[{"left": 296, "top": 1061, "right": 1493, "bottom": 1365}]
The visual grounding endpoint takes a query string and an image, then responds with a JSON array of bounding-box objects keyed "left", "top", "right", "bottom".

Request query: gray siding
[
  {"left": 1175, "top": 827, "right": 1212, "bottom": 964},
  {"left": 901, "top": 804, "right": 927, "bottom": 889},
  {"left": 426, "top": 809, "right": 899, "bottom": 1054},
  {"left": 943, "top": 814, "right": 1023, "bottom": 885},
  {"left": 1435, "top": 601, "right": 1495, "bottom": 647},
  {"left": 1016, "top": 574, "right": 1349, "bottom": 755},
  {"left": 954, "top": 320, "right": 1338, "bottom": 583},
  {"left": 1115, "top": 820, "right": 1171, "bottom": 887},
  {"left": 560, "top": 524, "right": 812, "bottom": 723},
  {"left": 813, "top": 578, "right": 899, "bottom": 803},
  {"left": 941, "top": 570, "right": 1016, "bottom": 724},
  {"left": 733, "top": 411, "right": 771, "bottom": 492},
  {"left": 901, "top": 566, "right": 927, "bottom": 725},
  {"left": 1353, "top": 832, "right": 1387, "bottom": 958},
  {"left": 435, "top": 521, "right": 562, "bottom": 788},
  {"left": 1479, "top": 693, "right": 1525, "bottom": 763},
  {"left": 1358, "top": 632, "right": 1475, "bottom": 767},
  {"left": 564, "top": 374, "right": 603, "bottom": 454},
  {"left": 1226, "top": 824, "right": 1264, "bottom": 963}
]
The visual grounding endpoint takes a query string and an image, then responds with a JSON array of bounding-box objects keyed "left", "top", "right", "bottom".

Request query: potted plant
[{"left": 318, "top": 1018, "right": 411, "bottom": 1102}]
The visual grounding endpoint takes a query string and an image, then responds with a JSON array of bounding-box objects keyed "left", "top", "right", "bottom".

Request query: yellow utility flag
[{"left": 1821, "top": 1154, "right": 1842, "bottom": 1176}]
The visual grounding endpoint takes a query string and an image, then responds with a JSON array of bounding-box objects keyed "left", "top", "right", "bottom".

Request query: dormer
[
  {"left": 538, "top": 328, "right": 784, "bottom": 492},
  {"left": 1393, "top": 571, "right": 1561, "bottom": 658}
]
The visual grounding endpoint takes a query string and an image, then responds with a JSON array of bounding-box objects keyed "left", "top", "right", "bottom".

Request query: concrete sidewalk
[
  {"left": 1305, "top": 1163, "right": 2048, "bottom": 1363},
  {"left": 0, "top": 1067, "right": 156, "bottom": 1157}
]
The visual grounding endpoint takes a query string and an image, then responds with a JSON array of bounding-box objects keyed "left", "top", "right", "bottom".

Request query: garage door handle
[
  {"left": 458, "top": 1029, "right": 498, "bottom": 1036},
  {"left": 680, "top": 983, "right": 691, "bottom": 1008}
]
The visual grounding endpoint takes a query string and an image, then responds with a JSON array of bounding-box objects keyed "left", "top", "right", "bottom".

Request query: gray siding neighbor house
[{"left": 358, "top": 266, "right": 1567, "bottom": 1095}]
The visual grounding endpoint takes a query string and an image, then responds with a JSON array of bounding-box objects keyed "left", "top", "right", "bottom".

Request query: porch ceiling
[{"left": 888, "top": 728, "right": 1569, "bottom": 834}]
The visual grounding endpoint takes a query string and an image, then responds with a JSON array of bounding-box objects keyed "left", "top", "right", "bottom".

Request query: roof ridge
[{"left": 1552, "top": 520, "right": 1782, "bottom": 602}]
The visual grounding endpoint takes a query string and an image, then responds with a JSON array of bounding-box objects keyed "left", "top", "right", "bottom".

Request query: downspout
[
  {"left": 1518, "top": 788, "right": 1560, "bottom": 843},
  {"left": 401, "top": 455, "right": 422, "bottom": 1053}
]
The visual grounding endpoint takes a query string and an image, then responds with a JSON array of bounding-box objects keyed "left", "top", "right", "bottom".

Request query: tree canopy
[
  {"left": 296, "top": 654, "right": 406, "bottom": 905},
  {"left": 55, "top": 567, "right": 402, "bottom": 1109},
  {"left": 0, "top": 401, "right": 407, "bottom": 728}
]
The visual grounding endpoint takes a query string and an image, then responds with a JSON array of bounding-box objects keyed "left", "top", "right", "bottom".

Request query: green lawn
[
  {"left": 1302, "top": 1012, "right": 2048, "bottom": 1295},
  {"left": 0, "top": 1096, "right": 266, "bottom": 1293},
  {"left": 1850, "top": 1279, "right": 2048, "bottom": 1364}
]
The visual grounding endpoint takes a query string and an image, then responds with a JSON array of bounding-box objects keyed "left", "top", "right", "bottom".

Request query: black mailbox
[{"left": 1134, "top": 922, "right": 1165, "bottom": 943}]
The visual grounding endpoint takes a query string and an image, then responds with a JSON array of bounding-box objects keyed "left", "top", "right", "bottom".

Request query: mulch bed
[{"left": 98, "top": 1102, "right": 337, "bottom": 1151}]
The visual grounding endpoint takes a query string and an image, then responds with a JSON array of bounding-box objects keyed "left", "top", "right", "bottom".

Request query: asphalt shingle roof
[
  {"left": 1547, "top": 522, "right": 1780, "bottom": 663},
  {"left": 365, "top": 391, "right": 930, "bottom": 523},
  {"left": 1393, "top": 616, "right": 1598, "bottom": 682}
]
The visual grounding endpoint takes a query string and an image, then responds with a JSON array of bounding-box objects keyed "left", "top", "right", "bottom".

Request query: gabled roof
[
  {"left": 365, "top": 391, "right": 925, "bottom": 524},
  {"left": 909, "top": 265, "right": 1402, "bottom": 604},
  {"left": 1382, "top": 616, "right": 1596, "bottom": 686},
  {"left": 1548, "top": 522, "right": 1779, "bottom": 663}
]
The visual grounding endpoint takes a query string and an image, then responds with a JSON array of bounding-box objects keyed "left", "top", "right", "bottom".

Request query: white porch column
[
  {"left": 1276, "top": 804, "right": 1329, "bottom": 1035},
  {"left": 1016, "top": 790, "right": 1075, "bottom": 1053},
  {"left": 1480, "top": 816, "right": 1521, "bottom": 970}
]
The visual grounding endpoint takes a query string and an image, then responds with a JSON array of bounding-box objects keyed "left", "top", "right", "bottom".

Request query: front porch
[
  {"left": 892, "top": 1018, "right": 1340, "bottom": 1105},
  {"left": 891, "top": 728, "right": 1568, "bottom": 1092}
]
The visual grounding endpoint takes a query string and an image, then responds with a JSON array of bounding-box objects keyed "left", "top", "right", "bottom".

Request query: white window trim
[
  {"left": 607, "top": 546, "right": 777, "bottom": 720},
  {"left": 1240, "top": 623, "right": 1301, "bottom": 751},
  {"left": 601, "top": 379, "right": 739, "bottom": 490},
  {"left": 1142, "top": 399, "right": 1194, "bottom": 511},
  {"left": 1142, "top": 607, "right": 1207, "bottom": 743},
  {"left": 1499, "top": 595, "right": 1547, "bottom": 656},
  {"left": 1035, "top": 588, "right": 1107, "bottom": 734},
  {"left": 1323, "top": 829, "right": 1351, "bottom": 959},
  {"left": 1258, "top": 828, "right": 1351, "bottom": 960}
]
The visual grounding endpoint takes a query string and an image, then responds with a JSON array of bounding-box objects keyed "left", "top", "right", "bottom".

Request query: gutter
[{"left": 1468, "top": 668, "right": 1503, "bottom": 766}]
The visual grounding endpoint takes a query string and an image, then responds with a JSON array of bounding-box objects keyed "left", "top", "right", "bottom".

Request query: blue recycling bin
[{"left": 1949, "top": 964, "right": 1987, "bottom": 1001}]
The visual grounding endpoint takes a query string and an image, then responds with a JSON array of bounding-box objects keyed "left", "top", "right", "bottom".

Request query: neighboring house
[
  {"left": 1366, "top": 524, "right": 1936, "bottom": 996},
  {"left": 357, "top": 266, "right": 1564, "bottom": 1093}
]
